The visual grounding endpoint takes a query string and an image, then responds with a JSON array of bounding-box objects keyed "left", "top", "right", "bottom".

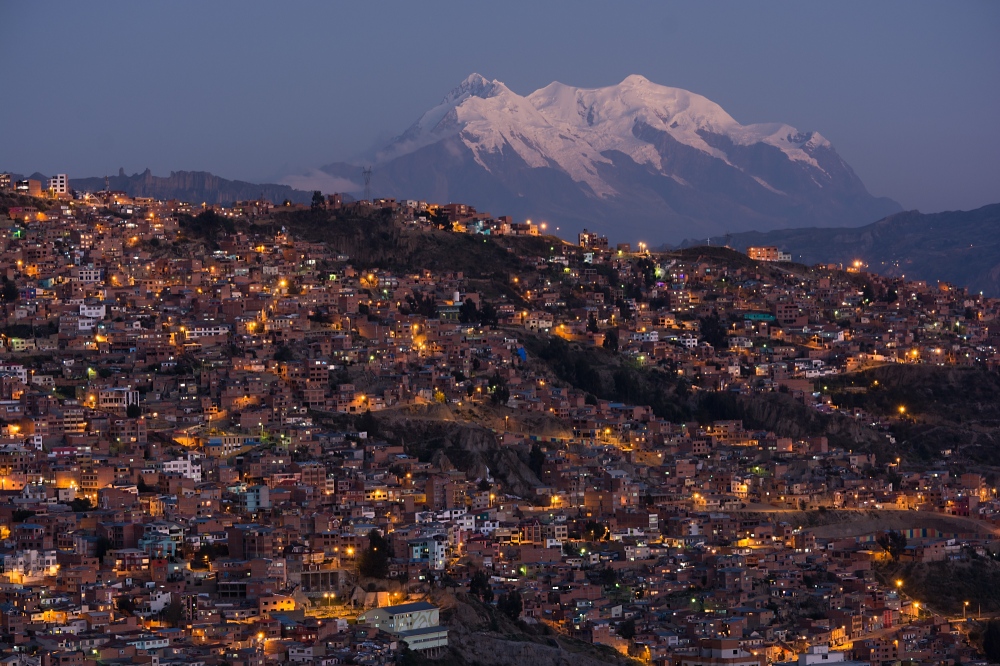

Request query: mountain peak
[
  {"left": 620, "top": 73, "right": 652, "bottom": 86},
  {"left": 444, "top": 73, "right": 508, "bottom": 104},
  {"left": 339, "top": 74, "right": 900, "bottom": 240}
]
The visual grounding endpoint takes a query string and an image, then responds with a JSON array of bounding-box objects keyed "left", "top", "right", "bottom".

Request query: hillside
[
  {"left": 824, "top": 365, "right": 1000, "bottom": 468},
  {"left": 69, "top": 168, "right": 315, "bottom": 205},
  {"left": 406, "top": 590, "right": 639, "bottom": 666},
  {"left": 269, "top": 206, "right": 560, "bottom": 277},
  {"left": 686, "top": 204, "right": 1000, "bottom": 295}
]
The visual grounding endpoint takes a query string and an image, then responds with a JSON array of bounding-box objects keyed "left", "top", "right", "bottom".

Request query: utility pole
[{"left": 362, "top": 166, "right": 372, "bottom": 202}]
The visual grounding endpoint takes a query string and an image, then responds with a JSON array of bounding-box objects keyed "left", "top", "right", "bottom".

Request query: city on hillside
[{"left": 0, "top": 174, "right": 999, "bottom": 666}]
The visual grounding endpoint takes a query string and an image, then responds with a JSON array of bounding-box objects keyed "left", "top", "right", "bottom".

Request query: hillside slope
[{"left": 688, "top": 204, "right": 1000, "bottom": 295}]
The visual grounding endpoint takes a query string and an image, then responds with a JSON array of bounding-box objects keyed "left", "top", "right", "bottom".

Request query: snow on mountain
[
  {"left": 324, "top": 73, "right": 900, "bottom": 241},
  {"left": 378, "top": 73, "right": 835, "bottom": 198}
]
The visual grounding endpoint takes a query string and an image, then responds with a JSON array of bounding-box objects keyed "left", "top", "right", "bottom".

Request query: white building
[
  {"left": 98, "top": 388, "right": 139, "bottom": 410},
  {"left": 161, "top": 453, "right": 202, "bottom": 482},
  {"left": 358, "top": 602, "right": 448, "bottom": 653},
  {"left": 47, "top": 174, "right": 69, "bottom": 195},
  {"left": 0, "top": 548, "right": 59, "bottom": 582}
]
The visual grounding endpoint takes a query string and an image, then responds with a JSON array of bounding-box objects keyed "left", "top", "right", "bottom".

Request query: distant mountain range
[
  {"left": 320, "top": 73, "right": 900, "bottom": 243},
  {"left": 684, "top": 204, "right": 1000, "bottom": 296},
  {"left": 13, "top": 169, "right": 314, "bottom": 206}
]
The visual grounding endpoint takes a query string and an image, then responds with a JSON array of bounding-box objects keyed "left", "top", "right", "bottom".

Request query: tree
[
  {"left": 401, "top": 290, "right": 438, "bottom": 317},
  {"left": 126, "top": 403, "right": 142, "bottom": 418},
  {"left": 603, "top": 329, "right": 619, "bottom": 352},
  {"left": 586, "top": 314, "right": 599, "bottom": 333},
  {"left": 497, "top": 591, "right": 522, "bottom": 620},
  {"left": 469, "top": 570, "right": 494, "bottom": 603},
  {"left": 274, "top": 345, "right": 295, "bottom": 362},
  {"left": 358, "top": 529, "right": 390, "bottom": 579},
  {"left": 617, "top": 618, "right": 636, "bottom": 640},
  {"left": 528, "top": 444, "right": 545, "bottom": 479},
  {"left": 459, "top": 299, "right": 479, "bottom": 324},
  {"left": 583, "top": 520, "right": 608, "bottom": 542},
  {"left": 311, "top": 191, "right": 325, "bottom": 210},
  {"left": 875, "top": 530, "right": 907, "bottom": 562},
  {"left": 479, "top": 301, "right": 499, "bottom": 327},
  {"left": 699, "top": 311, "right": 728, "bottom": 349},
  {"left": 487, "top": 371, "right": 510, "bottom": 406},
  {"left": 95, "top": 536, "right": 113, "bottom": 560},
  {"left": 0, "top": 277, "right": 18, "bottom": 304},
  {"left": 160, "top": 596, "right": 185, "bottom": 627},
  {"left": 984, "top": 620, "right": 1000, "bottom": 663},
  {"left": 70, "top": 497, "right": 93, "bottom": 512},
  {"left": 11, "top": 509, "right": 36, "bottom": 523},
  {"left": 116, "top": 595, "right": 136, "bottom": 615},
  {"left": 356, "top": 410, "right": 379, "bottom": 438},
  {"left": 862, "top": 283, "right": 875, "bottom": 304}
]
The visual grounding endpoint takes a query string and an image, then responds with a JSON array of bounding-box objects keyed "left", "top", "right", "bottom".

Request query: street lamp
[{"left": 963, "top": 601, "right": 969, "bottom": 620}]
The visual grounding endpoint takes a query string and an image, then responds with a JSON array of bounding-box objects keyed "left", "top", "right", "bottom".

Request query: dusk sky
[{"left": 1, "top": 0, "right": 998, "bottom": 215}]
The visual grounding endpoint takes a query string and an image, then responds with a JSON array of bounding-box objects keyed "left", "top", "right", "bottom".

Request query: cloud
[{"left": 279, "top": 169, "right": 360, "bottom": 195}]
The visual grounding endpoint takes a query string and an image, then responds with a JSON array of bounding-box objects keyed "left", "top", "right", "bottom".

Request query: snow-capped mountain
[{"left": 322, "top": 74, "right": 900, "bottom": 242}]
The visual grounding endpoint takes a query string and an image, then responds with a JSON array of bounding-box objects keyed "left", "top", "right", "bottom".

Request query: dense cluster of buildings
[{"left": 0, "top": 177, "right": 997, "bottom": 666}]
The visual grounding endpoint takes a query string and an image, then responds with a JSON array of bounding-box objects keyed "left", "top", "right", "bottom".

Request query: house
[{"left": 358, "top": 602, "right": 448, "bottom": 654}]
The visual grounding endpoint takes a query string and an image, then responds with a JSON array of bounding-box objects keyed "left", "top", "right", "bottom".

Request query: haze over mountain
[
  {"left": 320, "top": 74, "right": 900, "bottom": 243},
  {"left": 686, "top": 204, "right": 1000, "bottom": 296},
  {"left": 62, "top": 169, "right": 315, "bottom": 206}
]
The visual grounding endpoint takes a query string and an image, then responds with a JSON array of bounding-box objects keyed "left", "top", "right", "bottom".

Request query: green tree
[
  {"left": 160, "top": 596, "right": 185, "bottom": 627},
  {"left": 875, "top": 530, "right": 907, "bottom": 562},
  {"left": 469, "top": 570, "right": 494, "bottom": 603},
  {"left": 311, "top": 191, "right": 325, "bottom": 210},
  {"left": 116, "top": 595, "right": 136, "bottom": 615},
  {"left": 699, "top": 311, "right": 728, "bottom": 349},
  {"left": 583, "top": 520, "right": 608, "bottom": 542},
  {"left": 95, "top": 536, "right": 113, "bottom": 560},
  {"left": 479, "top": 301, "right": 499, "bottom": 327},
  {"left": 459, "top": 299, "right": 480, "bottom": 324},
  {"left": 356, "top": 410, "right": 379, "bottom": 438},
  {"left": 528, "top": 444, "right": 545, "bottom": 479},
  {"left": 70, "top": 497, "right": 93, "bottom": 512},
  {"left": 497, "top": 591, "right": 522, "bottom": 620},
  {"left": 617, "top": 618, "right": 636, "bottom": 639},
  {"left": 984, "top": 620, "right": 1000, "bottom": 663},
  {"left": 0, "top": 277, "right": 18, "bottom": 304},
  {"left": 603, "top": 329, "right": 619, "bottom": 352},
  {"left": 126, "top": 403, "right": 142, "bottom": 418},
  {"left": 488, "top": 371, "right": 510, "bottom": 406},
  {"left": 358, "top": 529, "right": 390, "bottom": 579}
]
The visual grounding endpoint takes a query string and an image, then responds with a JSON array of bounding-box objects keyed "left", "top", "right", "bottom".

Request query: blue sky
[{"left": 1, "top": 0, "right": 997, "bottom": 213}]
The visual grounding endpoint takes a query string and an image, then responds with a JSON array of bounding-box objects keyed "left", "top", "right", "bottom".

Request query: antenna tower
[{"left": 362, "top": 166, "right": 373, "bottom": 202}]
